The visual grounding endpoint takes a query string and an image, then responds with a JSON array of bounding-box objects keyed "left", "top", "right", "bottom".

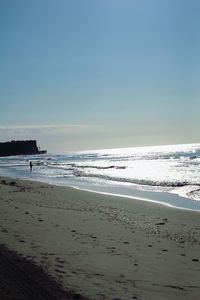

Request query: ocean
[{"left": 0, "top": 143, "right": 200, "bottom": 211}]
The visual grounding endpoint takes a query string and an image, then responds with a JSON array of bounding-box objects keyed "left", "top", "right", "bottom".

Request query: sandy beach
[{"left": 0, "top": 176, "right": 199, "bottom": 300}]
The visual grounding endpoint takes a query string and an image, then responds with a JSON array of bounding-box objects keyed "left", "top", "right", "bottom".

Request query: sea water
[{"left": 0, "top": 143, "right": 200, "bottom": 211}]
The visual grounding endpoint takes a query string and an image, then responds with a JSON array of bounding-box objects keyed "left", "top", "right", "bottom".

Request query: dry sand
[{"left": 0, "top": 176, "right": 199, "bottom": 300}]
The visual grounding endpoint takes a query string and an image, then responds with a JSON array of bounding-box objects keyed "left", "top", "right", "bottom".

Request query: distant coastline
[{"left": 0, "top": 140, "right": 47, "bottom": 157}]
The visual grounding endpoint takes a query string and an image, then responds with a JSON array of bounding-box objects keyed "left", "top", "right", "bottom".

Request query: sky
[{"left": 0, "top": 0, "right": 200, "bottom": 152}]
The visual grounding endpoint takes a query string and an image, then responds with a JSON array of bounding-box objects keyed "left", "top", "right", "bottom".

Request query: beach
[{"left": 0, "top": 176, "right": 199, "bottom": 300}]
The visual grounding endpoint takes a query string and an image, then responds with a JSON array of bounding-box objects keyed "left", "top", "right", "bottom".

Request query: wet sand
[{"left": 0, "top": 176, "right": 199, "bottom": 300}]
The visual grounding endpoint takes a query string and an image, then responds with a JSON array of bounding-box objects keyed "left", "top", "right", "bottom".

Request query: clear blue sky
[{"left": 0, "top": 0, "right": 199, "bottom": 152}]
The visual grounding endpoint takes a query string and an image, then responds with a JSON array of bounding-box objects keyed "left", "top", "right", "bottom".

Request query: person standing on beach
[{"left": 30, "top": 161, "right": 33, "bottom": 172}]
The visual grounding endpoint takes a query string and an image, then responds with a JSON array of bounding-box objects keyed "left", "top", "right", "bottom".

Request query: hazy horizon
[{"left": 1, "top": 0, "right": 200, "bottom": 152}]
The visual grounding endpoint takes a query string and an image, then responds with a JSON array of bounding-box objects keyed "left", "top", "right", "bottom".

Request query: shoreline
[
  {"left": 71, "top": 185, "right": 200, "bottom": 213},
  {"left": 0, "top": 176, "right": 200, "bottom": 299},
  {"left": 1, "top": 172, "right": 200, "bottom": 212}
]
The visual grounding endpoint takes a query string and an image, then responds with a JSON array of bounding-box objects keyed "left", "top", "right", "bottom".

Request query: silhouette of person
[{"left": 30, "top": 161, "right": 33, "bottom": 172}]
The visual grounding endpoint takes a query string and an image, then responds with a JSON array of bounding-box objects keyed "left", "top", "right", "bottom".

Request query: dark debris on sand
[{"left": 0, "top": 244, "right": 88, "bottom": 300}]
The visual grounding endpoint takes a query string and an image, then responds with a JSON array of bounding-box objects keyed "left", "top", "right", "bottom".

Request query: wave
[
  {"left": 46, "top": 163, "right": 126, "bottom": 171},
  {"left": 186, "top": 188, "right": 200, "bottom": 200},
  {"left": 72, "top": 170, "right": 200, "bottom": 188},
  {"left": 70, "top": 164, "right": 126, "bottom": 170}
]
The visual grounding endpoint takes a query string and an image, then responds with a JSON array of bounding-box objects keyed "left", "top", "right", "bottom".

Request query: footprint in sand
[
  {"left": 109, "top": 246, "right": 116, "bottom": 250},
  {"left": 54, "top": 268, "right": 66, "bottom": 274},
  {"left": 41, "top": 254, "right": 48, "bottom": 261},
  {"left": 55, "top": 257, "right": 65, "bottom": 264},
  {"left": 55, "top": 263, "right": 64, "bottom": 269}
]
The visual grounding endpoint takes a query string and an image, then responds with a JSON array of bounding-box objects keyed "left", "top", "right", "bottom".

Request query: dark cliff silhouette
[{"left": 0, "top": 140, "right": 47, "bottom": 157}]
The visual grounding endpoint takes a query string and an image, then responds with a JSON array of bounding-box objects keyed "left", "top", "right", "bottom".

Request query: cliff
[{"left": 0, "top": 140, "right": 47, "bottom": 157}]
